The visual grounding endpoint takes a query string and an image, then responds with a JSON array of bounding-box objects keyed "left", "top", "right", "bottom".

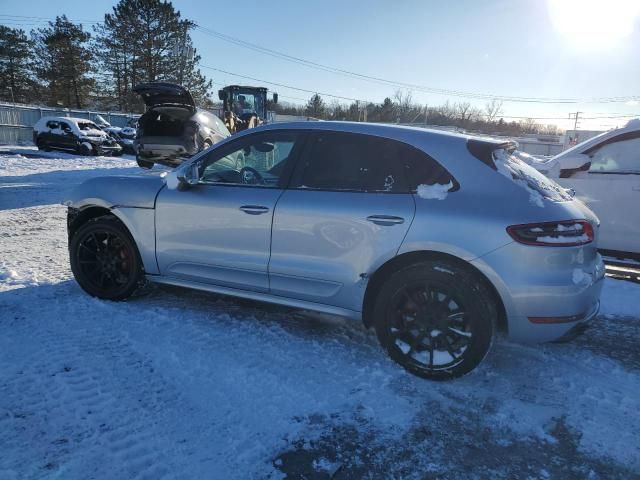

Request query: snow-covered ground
[{"left": 1, "top": 146, "right": 639, "bottom": 479}]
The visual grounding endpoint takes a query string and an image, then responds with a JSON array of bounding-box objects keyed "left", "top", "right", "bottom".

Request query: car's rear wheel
[
  {"left": 69, "top": 216, "right": 143, "bottom": 300},
  {"left": 373, "top": 260, "right": 494, "bottom": 380}
]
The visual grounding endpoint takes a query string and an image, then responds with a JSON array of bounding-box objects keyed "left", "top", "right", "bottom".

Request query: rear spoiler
[{"left": 466, "top": 139, "right": 517, "bottom": 170}]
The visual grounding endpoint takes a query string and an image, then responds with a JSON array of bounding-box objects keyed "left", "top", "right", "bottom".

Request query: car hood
[
  {"left": 66, "top": 172, "right": 167, "bottom": 210},
  {"left": 133, "top": 82, "right": 195, "bottom": 109}
]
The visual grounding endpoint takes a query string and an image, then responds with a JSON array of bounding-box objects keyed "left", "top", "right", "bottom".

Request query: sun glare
[{"left": 548, "top": 0, "right": 640, "bottom": 50}]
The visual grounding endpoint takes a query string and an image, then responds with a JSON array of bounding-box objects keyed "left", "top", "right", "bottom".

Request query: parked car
[
  {"left": 525, "top": 119, "right": 640, "bottom": 261},
  {"left": 103, "top": 126, "right": 137, "bottom": 154},
  {"left": 33, "top": 116, "right": 123, "bottom": 156},
  {"left": 65, "top": 122, "right": 604, "bottom": 379},
  {"left": 133, "top": 82, "right": 230, "bottom": 169}
]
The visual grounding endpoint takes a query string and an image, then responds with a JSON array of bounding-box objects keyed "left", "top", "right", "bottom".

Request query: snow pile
[
  {"left": 0, "top": 267, "right": 20, "bottom": 282},
  {"left": 572, "top": 268, "right": 593, "bottom": 285},
  {"left": 416, "top": 181, "right": 453, "bottom": 200}
]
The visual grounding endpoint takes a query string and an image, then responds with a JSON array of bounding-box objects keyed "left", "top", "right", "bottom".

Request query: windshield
[{"left": 231, "top": 91, "right": 265, "bottom": 117}]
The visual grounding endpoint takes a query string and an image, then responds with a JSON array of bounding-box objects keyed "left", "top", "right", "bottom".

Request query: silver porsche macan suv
[{"left": 66, "top": 122, "right": 604, "bottom": 379}]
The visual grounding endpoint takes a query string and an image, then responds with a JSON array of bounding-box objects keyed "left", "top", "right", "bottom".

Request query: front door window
[{"left": 200, "top": 132, "right": 298, "bottom": 187}]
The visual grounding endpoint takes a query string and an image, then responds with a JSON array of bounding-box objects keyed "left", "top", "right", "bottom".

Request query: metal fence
[{"left": 0, "top": 102, "right": 139, "bottom": 145}]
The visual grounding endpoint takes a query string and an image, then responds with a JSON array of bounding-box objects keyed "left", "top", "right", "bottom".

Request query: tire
[
  {"left": 69, "top": 215, "right": 143, "bottom": 301},
  {"left": 373, "top": 260, "right": 494, "bottom": 380},
  {"left": 79, "top": 142, "right": 93, "bottom": 156},
  {"left": 37, "top": 138, "right": 51, "bottom": 151},
  {"left": 136, "top": 156, "right": 154, "bottom": 169}
]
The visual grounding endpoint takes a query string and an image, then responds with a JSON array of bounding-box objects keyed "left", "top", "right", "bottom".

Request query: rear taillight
[{"left": 507, "top": 220, "right": 594, "bottom": 246}]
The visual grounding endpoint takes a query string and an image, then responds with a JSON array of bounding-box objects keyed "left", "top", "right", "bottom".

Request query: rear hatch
[{"left": 133, "top": 82, "right": 195, "bottom": 110}]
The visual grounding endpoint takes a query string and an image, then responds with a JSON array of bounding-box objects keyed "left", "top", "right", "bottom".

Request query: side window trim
[{"left": 197, "top": 130, "right": 307, "bottom": 189}]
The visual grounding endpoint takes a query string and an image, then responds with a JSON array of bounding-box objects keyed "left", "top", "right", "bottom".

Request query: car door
[
  {"left": 58, "top": 120, "right": 77, "bottom": 151},
  {"left": 269, "top": 131, "right": 416, "bottom": 312},
  {"left": 44, "top": 120, "right": 60, "bottom": 148},
  {"left": 560, "top": 131, "right": 640, "bottom": 255},
  {"left": 155, "top": 129, "right": 306, "bottom": 292}
]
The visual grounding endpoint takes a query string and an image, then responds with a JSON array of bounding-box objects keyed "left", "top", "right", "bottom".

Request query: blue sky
[{"left": 1, "top": 0, "right": 639, "bottom": 130}]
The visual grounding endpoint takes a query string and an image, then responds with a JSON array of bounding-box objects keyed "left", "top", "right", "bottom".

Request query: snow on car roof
[{"left": 37, "top": 116, "right": 100, "bottom": 125}]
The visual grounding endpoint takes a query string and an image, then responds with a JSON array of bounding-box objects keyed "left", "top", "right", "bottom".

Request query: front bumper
[{"left": 94, "top": 143, "right": 122, "bottom": 155}]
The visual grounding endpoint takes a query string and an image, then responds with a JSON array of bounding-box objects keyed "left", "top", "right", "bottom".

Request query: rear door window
[
  {"left": 293, "top": 131, "right": 456, "bottom": 194},
  {"left": 46, "top": 120, "right": 60, "bottom": 130}
]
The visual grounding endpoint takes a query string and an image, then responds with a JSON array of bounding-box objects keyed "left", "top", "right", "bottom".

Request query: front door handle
[
  {"left": 366, "top": 215, "right": 405, "bottom": 226},
  {"left": 632, "top": 186, "right": 640, "bottom": 191},
  {"left": 240, "top": 205, "right": 270, "bottom": 215}
]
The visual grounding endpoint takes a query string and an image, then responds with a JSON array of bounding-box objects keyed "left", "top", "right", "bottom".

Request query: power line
[
  {"left": 194, "top": 24, "right": 640, "bottom": 105},
  {"left": 199, "top": 64, "right": 374, "bottom": 103},
  {"left": 3, "top": 14, "right": 638, "bottom": 105},
  {"left": 201, "top": 64, "right": 640, "bottom": 120}
]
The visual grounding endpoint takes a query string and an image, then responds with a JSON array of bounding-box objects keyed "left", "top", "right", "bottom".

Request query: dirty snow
[
  {"left": 1, "top": 146, "right": 639, "bottom": 479},
  {"left": 416, "top": 181, "right": 452, "bottom": 200}
]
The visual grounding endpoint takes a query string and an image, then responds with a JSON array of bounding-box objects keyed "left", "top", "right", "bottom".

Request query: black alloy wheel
[
  {"left": 374, "top": 261, "right": 494, "bottom": 380},
  {"left": 69, "top": 216, "right": 142, "bottom": 300}
]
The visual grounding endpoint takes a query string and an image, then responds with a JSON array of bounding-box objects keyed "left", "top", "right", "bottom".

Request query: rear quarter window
[
  {"left": 492, "top": 148, "right": 573, "bottom": 206},
  {"left": 467, "top": 139, "right": 572, "bottom": 206}
]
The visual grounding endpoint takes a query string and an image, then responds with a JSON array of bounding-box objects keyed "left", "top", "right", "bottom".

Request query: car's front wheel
[
  {"left": 373, "top": 260, "right": 494, "bottom": 380},
  {"left": 136, "top": 156, "right": 154, "bottom": 169},
  {"left": 36, "top": 138, "right": 50, "bottom": 151},
  {"left": 69, "top": 216, "right": 143, "bottom": 300},
  {"left": 78, "top": 142, "right": 94, "bottom": 156}
]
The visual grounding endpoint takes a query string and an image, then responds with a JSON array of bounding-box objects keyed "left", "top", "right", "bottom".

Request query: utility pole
[
  {"left": 569, "top": 111, "right": 581, "bottom": 132},
  {"left": 568, "top": 112, "right": 581, "bottom": 146}
]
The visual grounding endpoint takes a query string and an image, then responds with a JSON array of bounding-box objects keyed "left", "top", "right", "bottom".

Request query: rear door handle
[
  {"left": 366, "top": 215, "right": 405, "bottom": 226},
  {"left": 240, "top": 205, "right": 270, "bottom": 215}
]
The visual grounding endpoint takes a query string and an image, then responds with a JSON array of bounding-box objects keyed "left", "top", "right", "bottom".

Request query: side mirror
[
  {"left": 166, "top": 161, "right": 201, "bottom": 190},
  {"left": 218, "top": 90, "right": 226, "bottom": 101},
  {"left": 558, "top": 153, "right": 591, "bottom": 178},
  {"left": 272, "top": 93, "right": 278, "bottom": 104}
]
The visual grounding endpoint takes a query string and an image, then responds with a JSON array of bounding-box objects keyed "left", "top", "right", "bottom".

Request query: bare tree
[
  {"left": 456, "top": 102, "right": 473, "bottom": 126},
  {"left": 485, "top": 99, "right": 503, "bottom": 123}
]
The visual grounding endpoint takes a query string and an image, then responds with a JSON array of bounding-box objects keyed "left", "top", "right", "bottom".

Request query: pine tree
[
  {"left": 0, "top": 26, "right": 38, "bottom": 104},
  {"left": 32, "top": 16, "right": 94, "bottom": 108},
  {"left": 94, "top": 0, "right": 212, "bottom": 111},
  {"left": 305, "top": 94, "right": 325, "bottom": 118}
]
